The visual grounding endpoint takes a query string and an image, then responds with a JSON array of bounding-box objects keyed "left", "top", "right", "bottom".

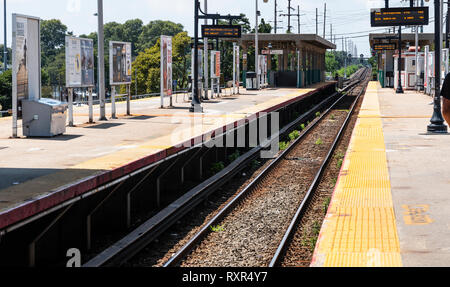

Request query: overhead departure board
[
  {"left": 373, "top": 43, "right": 397, "bottom": 51},
  {"left": 371, "top": 7, "right": 429, "bottom": 27},
  {"left": 202, "top": 25, "right": 242, "bottom": 39}
]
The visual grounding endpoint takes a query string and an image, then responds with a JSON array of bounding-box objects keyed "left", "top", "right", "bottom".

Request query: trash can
[
  {"left": 246, "top": 72, "right": 257, "bottom": 90},
  {"left": 22, "top": 98, "right": 68, "bottom": 137}
]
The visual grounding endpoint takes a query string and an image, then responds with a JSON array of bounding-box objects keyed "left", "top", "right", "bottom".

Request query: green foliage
[
  {"left": 323, "top": 197, "right": 332, "bottom": 215},
  {"left": 337, "top": 159, "right": 344, "bottom": 169},
  {"left": 211, "top": 162, "right": 225, "bottom": 175},
  {"left": 210, "top": 225, "right": 224, "bottom": 232},
  {"left": 300, "top": 124, "right": 306, "bottom": 130},
  {"left": 316, "top": 112, "right": 321, "bottom": 118},
  {"left": 251, "top": 160, "right": 261, "bottom": 170},
  {"left": 279, "top": 141, "right": 289, "bottom": 151},
  {"left": 132, "top": 31, "right": 191, "bottom": 94},
  {"left": 41, "top": 19, "right": 69, "bottom": 62},
  {"left": 136, "top": 20, "right": 184, "bottom": 54},
  {"left": 257, "top": 18, "right": 272, "bottom": 33},
  {"left": 325, "top": 51, "right": 339, "bottom": 74},
  {"left": 228, "top": 150, "right": 241, "bottom": 163},
  {"left": 315, "top": 138, "right": 323, "bottom": 146},
  {"left": 337, "top": 64, "right": 363, "bottom": 78},
  {"left": 289, "top": 130, "right": 300, "bottom": 141},
  {"left": 0, "top": 70, "right": 12, "bottom": 111}
]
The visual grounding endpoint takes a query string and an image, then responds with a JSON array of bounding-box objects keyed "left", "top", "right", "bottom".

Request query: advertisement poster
[
  {"left": 66, "top": 36, "right": 95, "bottom": 87},
  {"left": 233, "top": 45, "right": 240, "bottom": 87},
  {"left": 160, "top": 36, "right": 173, "bottom": 101},
  {"left": 12, "top": 14, "right": 40, "bottom": 126},
  {"left": 13, "top": 15, "right": 40, "bottom": 102},
  {"left": 191, "top": 48, "right": 203, "bottom": 80},
  {"left": 210, "top": 51, "right": 220, "bottom": 79},
  {"left": 110, "top": 41, "right": 132, "bottom": 85}
]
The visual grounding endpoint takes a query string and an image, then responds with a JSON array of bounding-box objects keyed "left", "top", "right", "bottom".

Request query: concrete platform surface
[
  {"left": 0, "top": 83, "right": 331, "bottom": 230},
  {"left": 380, "top": 87, "right": 450, "bottom": 267},
  {"left": 312, "top": 82, "right": 450, "bottom": 267}
]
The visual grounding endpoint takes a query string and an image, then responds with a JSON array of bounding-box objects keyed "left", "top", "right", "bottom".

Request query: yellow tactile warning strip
[{"left": 311, "top": 82, "right": 402, "bottom": 267}]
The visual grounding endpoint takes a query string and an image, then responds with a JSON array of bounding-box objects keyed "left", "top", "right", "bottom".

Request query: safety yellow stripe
[{"left": 311, "top": 82, "right": 402, "bottom": 267}]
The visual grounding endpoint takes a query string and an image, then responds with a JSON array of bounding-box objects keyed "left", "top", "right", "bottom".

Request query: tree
[
  {"left": 132, "top": 31, "right": 191, "bottom": 94},
  {"left": 325, "top": 52, "right": 339, "bottom": 74},
  {"left": 41, "top": 19, "right": 69, "bottom": 66},
  {"left": 137, "top": 20, "right": 184, "bottom": 54},
  {"left": 172, "top": 32, "right": 191, "bottom": 89},
  {"left": 0, "top": 70, "right": 12, "bottom": 111},
  {"left": 257, "top": 18, "right": 272, "bottom": 33}
]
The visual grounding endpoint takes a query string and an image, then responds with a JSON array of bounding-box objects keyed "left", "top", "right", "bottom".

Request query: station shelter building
[
  {"left": 226, "top": 34, "right": 336, "bottom": 88},
  {"left": 369, "top": 33, "right": 435, "bottom": 90}
]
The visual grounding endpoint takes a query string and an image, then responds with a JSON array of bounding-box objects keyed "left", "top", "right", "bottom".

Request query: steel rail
[
  {"left": 162, "top": 68, "right": 370, "bottom": 268},
  {"left": 83, "top": 86, "right": 341, "bottom": 267},
  {"left": 269, "top": 68, "right": 370, "bottom": 267}
]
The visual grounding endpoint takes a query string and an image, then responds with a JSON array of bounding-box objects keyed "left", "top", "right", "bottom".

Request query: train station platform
[
  {"left": 0, "top": 83, "right": 332, "bottom": 232},
  {"left": 312, "top": 82, "right": 450, "bottom": 267}
]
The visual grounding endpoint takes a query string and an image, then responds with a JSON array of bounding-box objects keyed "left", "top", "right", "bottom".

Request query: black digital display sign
[
  {"left": 202, "top": 25, "right": 242, "bottom": 39},
  {"left": 373, "top": 43, "right": 397, "bottom": 51},
  {"left": 371, "top": 7, "right": 429, "bottom": 27}
]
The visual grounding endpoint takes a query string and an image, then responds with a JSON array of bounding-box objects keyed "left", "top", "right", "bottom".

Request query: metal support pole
[
  {"left": 323, "top": 3, "right": 326, "bottom": 39},
  {"left": 68, "top": 88, "right": 74, "bottom": 127},
  {"left": 97, "top": 0, "right": 107, "bottom": 121},
  {"left": 396, "top": 27, "right": 404, "bottom": 94},
  {"left": 88, "top": 87, "right": 93, "bottom": 123},
  {"left": 415, "top": 0, "right": 419, "bottom": 90},
  {"left": 111, "top": 85, "right": 117, "bottom": 119},
  {"left": 255, "top": 0, "right": 260, "bottom": 90},
  {"left": 127, "top": 84, "right": 131, "bottom": 116},
  {"left": 287, "top": 0, "right": 291, "bottom": 33},
  {"left": 3, "top": 0, "right": 6, "bottom": 72},
  {"left": 29, "top": 204, "right": 73, "bottom": 267},
  {"left": 298, "top": 5, "right": 301, "bottom": 34},
  {"left": 190, "top": 0, "right": 202, "bottom": 113},
  {"left": 204, "top": 0, "right": 209, "bottom": 101},
  {"left": 428, "top": 0, "right": 448, "bottom": 133}
]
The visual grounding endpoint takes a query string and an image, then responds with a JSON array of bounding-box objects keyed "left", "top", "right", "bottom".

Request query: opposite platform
[{"left": 0, "top": 83, "right": 332, "bottom": 231}]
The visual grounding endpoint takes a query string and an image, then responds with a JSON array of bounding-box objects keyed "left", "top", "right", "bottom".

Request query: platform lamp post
[
  {"left": 255, "top": 0, "right": 269, "bottom": 91},
  {"left": 191, "top": 0, "right": 203, "bottom": 113},
  {"left": 428, "top": 0, "right": 448, "bottom": 133}
]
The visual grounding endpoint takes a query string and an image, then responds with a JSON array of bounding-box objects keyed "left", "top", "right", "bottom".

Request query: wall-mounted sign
[
  {"left": 262, "top": 50, "right": 283, "bottom": 55},
  {"left": 202, "top": 25, "right": 242, "bottom": 39},
  {"left": 109, "top": 41, "right": 132, "bottom": 85},
  {"left": 66, "top": 36, "right": 95, "bottom": 88},
  {"left": 371, "top": 7, "right": 429, "bottom": 27},
  {"left": 373, "top": 43, "right": 397, "bottom": 51}
]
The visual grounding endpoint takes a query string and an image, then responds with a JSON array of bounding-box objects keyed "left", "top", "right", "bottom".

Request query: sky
[{"left": 1, "top": 0, "right": 437, "bottom": 57}]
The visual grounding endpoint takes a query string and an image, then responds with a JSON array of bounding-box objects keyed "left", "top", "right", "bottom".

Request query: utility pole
[
  {"left": 298, "top": 5, "right": 300, "bottom": 34},
  {"left": 428, "top": 0, "right": 448, "bottom": 133},
  {"left": 3, "top": 0, "right": 6, "bottom": 71},
  {"left": 274, "top": 0, "right": 277, "bottom": 34},
  {"left": 316, "top": 8, "right": 318, "bottom": 35},
  {"left": 287, "top": 0, "right": 292, "bottom": 33},
  {"left": 97, "top": 0, "right": 106, "bottom": 120},
  {"left": 330, "top": 24, "right": 332, "bottom": 42},
  {"left": 323, "top": 3, "right": 326, "bottom": 39}
]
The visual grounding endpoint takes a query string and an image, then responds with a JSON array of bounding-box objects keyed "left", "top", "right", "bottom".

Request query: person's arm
[{"left": 442, "top": 74, "right": 450, "bottom": 125}]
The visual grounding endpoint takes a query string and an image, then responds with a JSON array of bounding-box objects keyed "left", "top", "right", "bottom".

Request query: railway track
[{"left": 84, "top": 69, "right": 370, "bottom": 267}]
